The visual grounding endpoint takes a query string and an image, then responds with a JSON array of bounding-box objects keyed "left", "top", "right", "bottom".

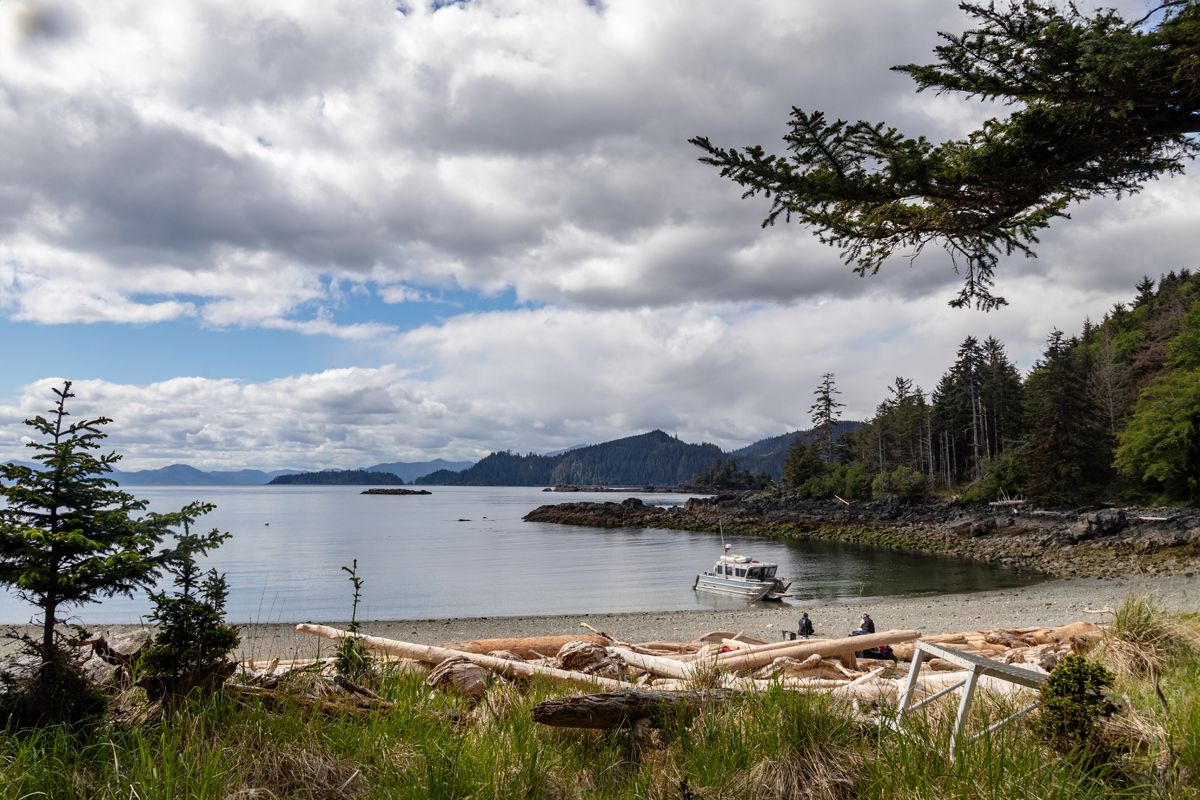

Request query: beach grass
[{"left": 1, "top": 605, "right": 1197, "bottom": 799}]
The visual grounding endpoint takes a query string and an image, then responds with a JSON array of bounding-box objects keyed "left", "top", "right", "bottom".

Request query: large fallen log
[
  {"left": 438, "top": 635, "right": 607, "bottom": 660},
  {"left": 715, "top": 630, "right": 921, "bottom": 672},
  {"left": 295, "top": 624, "right": 627, "bottom": 691},
  {"left": 531, "top": 689, "right": 735, "bottom": 729}
]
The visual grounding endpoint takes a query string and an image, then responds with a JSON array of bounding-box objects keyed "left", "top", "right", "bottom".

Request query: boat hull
[{"left": 694, "top": 575, "right": 775, "bottom": 601}]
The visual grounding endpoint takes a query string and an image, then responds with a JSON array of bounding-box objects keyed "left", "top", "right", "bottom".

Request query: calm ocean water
[{"left": 0, "top": 485, "right": 1041, "bottom": 625}]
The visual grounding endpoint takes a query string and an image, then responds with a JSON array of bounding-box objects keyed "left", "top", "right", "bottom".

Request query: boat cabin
[{"left": 712, "top": 555, "right": 778, "bottom": 581}]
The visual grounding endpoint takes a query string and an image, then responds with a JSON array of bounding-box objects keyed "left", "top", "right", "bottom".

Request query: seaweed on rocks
[{"left": 523, "top": 494, "right": 1200, "bottom": 579}]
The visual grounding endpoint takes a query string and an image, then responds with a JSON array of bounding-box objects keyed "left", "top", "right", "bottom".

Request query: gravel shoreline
[{"left": 6, "top": 575, "right": 1194, "bottom": 662}]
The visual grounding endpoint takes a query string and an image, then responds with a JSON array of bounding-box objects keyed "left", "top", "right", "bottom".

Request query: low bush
[
  {"left": 1033, "top": 655, "right": 1118, "bottom": 753},
  {"left": 962, "top": 451, "right": 1030, "bottom": 503},
  {"left": 871, "top": 465, "right": 927, "bottom": 500},
  {"left": 0, "top": 650, "right": 107, "bottom": 730}
]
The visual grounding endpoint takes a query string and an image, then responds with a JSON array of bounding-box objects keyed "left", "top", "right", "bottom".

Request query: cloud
[
  {"left": 0, "top": 268, "right": 1138, "bottom": 470},
  {"left": 3, "top": 0, "right": 1079, "bottom": 329}
]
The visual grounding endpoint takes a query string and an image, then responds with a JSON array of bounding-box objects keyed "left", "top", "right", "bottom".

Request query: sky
[{"left": 1, "top": 0, "right": 1196, "bottom": 471}]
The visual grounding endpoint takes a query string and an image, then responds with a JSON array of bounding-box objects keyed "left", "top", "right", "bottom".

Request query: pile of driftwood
[{"left": 263, "top": 620, "right": 1102, "bottom": 729}]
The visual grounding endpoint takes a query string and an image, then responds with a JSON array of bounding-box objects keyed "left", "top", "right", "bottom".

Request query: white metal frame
[{"left": 888, "top": 641, "right": 1047, "bottom": 762}]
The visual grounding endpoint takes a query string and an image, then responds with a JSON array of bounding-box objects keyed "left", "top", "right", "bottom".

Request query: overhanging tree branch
[{"left": 691, "top": 1, "right": 1200, "bottom": 310}]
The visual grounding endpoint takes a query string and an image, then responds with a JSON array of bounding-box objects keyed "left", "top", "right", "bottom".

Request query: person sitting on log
[{"left": 797, "top": 612, "right": 814, "bottom": 639}]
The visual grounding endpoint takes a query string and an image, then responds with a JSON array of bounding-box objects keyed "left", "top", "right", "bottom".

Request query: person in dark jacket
[
  {"left": 797, "top": 612, "right": 814, "bottom": 639},
  {"left": 860, "top": 613, "right": 875, "bottom": 634}
]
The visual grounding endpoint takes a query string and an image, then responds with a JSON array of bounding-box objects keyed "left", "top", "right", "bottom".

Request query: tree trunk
[
  {"left": 42, "top": 597, "right": 57, "bottom": 663},
  {"left": 531, "top": 689, "right": 735, "bottom": 729}
]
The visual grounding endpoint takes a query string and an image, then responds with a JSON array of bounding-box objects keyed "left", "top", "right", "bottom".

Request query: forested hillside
[
  {"left": 416, "top": 430, "right": 723, "bottom": 486},
  {"left": 782, "top": 271, "right": 1200, "bottom": 506},
  {"left": 729, "top": 421, "right": 860, "bottom": 478},
  {"left": 269, "top": 469, "right": 405, "bottom": 486}
]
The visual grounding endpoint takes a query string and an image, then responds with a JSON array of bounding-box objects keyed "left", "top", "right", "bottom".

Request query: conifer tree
[
  {"left": 808, "top": 373, "right": 845, "bottom": 463},
  {"left": 1023, "top": 331, "right": 1110, "bottom": 503},
  {"left": 0, "top": 382, "right": 210, "bottom": 663}
]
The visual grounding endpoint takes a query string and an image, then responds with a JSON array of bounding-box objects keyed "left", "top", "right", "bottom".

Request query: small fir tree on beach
[
  {"left": 0, "top": 382, "right": 202, "bottom": 664},
  {"left": 139, "top": 507, "right": 240, "bottom": 700}
]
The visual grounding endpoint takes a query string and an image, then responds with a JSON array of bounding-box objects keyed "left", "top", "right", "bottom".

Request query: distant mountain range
[
  {"left": 0, "top": 459, "right": 474, "bottom": 486},
  {"left": 2, "top": 427, "right": 862, "bottom": 488},
  {"left": 416, "top": 430, "right": 725, "bottom": 487}
]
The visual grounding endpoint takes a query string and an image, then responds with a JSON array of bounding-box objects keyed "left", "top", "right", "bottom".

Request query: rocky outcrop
[{"left": 524, "top": 494, "right": 1200, "bottom": 578}]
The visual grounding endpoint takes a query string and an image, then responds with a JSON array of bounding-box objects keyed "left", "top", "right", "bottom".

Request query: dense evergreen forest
[
  {"left": 416, "top": 430, "right": 723, "bottom": 487},
  {"left": 269, "top": 469, "right": 406, "bottom": 486},
  {"left": 783, "top": 271, "right": 1200, "bottom": 506}
]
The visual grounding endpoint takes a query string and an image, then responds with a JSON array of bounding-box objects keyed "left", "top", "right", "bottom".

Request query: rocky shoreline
[{"left": 524, "top": 494, "right": 1200, "bottom": 578}]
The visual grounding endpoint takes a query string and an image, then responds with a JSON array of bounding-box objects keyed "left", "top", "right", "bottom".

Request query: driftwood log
[
  {"left": 439, "top": 635, "right": 608, "bottom": 660},
  {"left": 611, "top": 647, "right": 705, "bottom": 679},
  {"left": 531, "top": 689, "right": 735, "bottom": 729},
  {"left": 715, "top": 630, "right": 921, "bottom": 672},
  {"left": 295, "top": 624, "right": 627, "bottom": 691},
  {"left": 426, "top": 656, "right": 488, "bottom": 699}
]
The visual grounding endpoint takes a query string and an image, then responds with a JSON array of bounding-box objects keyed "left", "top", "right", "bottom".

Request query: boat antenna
[{"left": 720, "top": 522, "right": 729, "bottom": 555}]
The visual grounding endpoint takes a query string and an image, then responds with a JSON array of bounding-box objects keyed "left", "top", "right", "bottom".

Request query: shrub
[
  {"left": 138, "top": 508, "right": 239, "bottom": 701},
  {"left": 871, "top": 466, "right": 926, "bottom": 500},
  {"left": 962, "top": 451, "right": 1030, "bottom": 503},
  {"left": 842, "top": 463, "right": 874, "bottom": 499},
  {"left": 0, "top": 647, "right": 107, "bottom": 730},
  {"left": 1033, "top": 655, "right": 1118, "bottom": 753},
  {"left": 335, "top": 560, "right": 372, "bottom": 681}
]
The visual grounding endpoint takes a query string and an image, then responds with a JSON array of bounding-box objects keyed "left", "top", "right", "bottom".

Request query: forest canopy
[{"left": 780, "top": 269, "right": 1200, "bottom": 506}]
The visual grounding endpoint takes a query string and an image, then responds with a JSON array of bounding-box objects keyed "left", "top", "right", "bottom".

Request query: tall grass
[{"left": 0, "top": 607, "right": 1197, "bottom": 799}]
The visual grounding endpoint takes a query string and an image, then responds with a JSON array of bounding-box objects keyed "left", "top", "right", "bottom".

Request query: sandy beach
[{"left": 5, "top": 574, "right": 1194, "bottom": 662}]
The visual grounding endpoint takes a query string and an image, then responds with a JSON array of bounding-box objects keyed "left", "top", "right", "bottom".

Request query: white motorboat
[{"left": 693, "top": 545, "right": 791, "bottom": 601}]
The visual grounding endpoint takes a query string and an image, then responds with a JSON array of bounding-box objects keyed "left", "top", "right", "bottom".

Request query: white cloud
[
  {"left": 4, "top": 0, "right": 1091, "bottom": 328},
  {"left": 0, "top": 269, "right": 1138, "bottom": 470}
]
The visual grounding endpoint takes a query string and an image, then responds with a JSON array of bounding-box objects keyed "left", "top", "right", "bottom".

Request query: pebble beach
[{"left": 230, "top": 573, "right": 1198, "bottom": 663}]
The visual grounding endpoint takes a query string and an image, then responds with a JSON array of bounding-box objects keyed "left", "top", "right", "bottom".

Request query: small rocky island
[
  {"left": 361, "top": 488, "right": 432, "bottom": 495},
  {"left": 524, "top": 493, "right": 1200, "bottom": 578}
]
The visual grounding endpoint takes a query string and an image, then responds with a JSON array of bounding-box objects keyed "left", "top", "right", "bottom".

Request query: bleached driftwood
[
  {"left": 829, "top": 666, "right": 886, "bottom": 698},
  {"left": 649, "top": 676, "right": 852, "bottom": 692},
  {"left": 426, "top": 655, "right": 488, "bottom": 699},
  {"left": 439, "top": 635, "right": 607, "bottom": 660},
  {"left": 295, "top": 624, "right": 627, "bottom": 691},
  {"left": 715, "top": 630, "right": 921, "bottom": 672},
  {"left": 611, "top": 647, "right": 711, "bottom": 679},
  {"left": 687, "top": 636, "right": 829, "bottom": 662}
]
